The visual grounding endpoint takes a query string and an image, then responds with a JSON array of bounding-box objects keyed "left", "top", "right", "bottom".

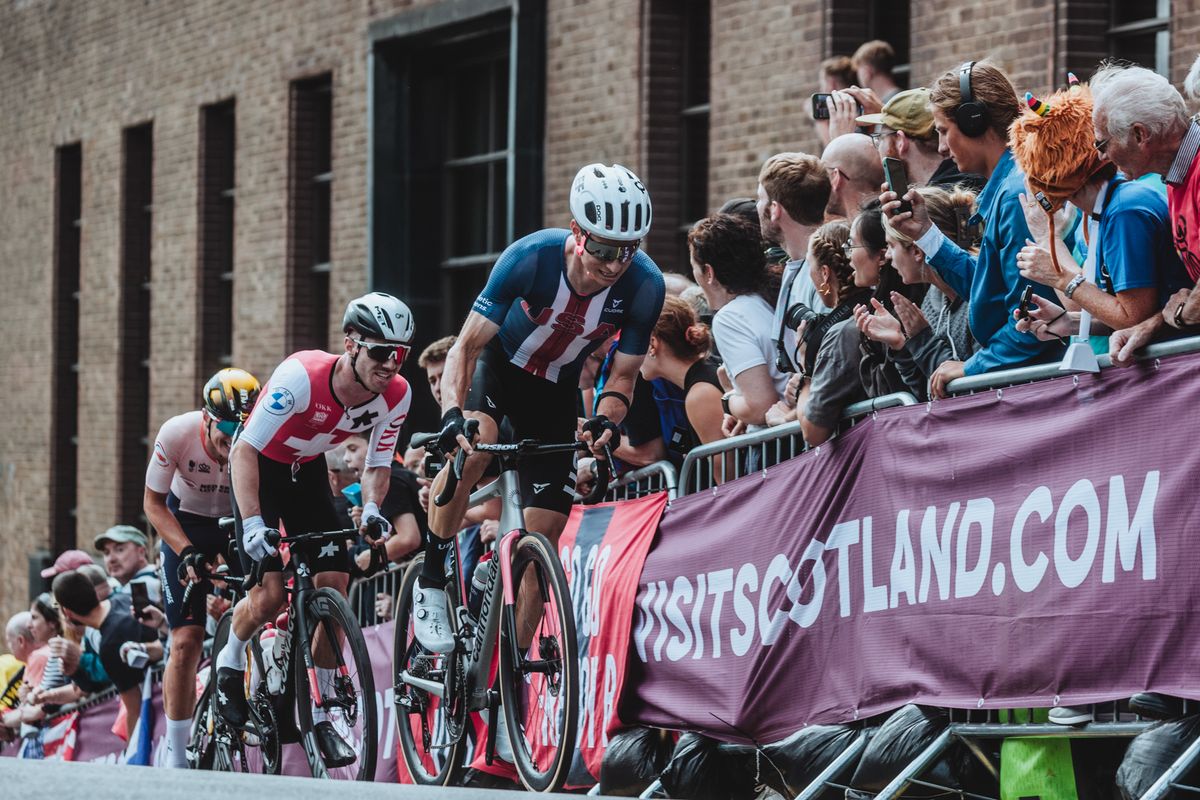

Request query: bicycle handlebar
[{"left": 414, "top": 420, "right": 613, "bottom": 507}]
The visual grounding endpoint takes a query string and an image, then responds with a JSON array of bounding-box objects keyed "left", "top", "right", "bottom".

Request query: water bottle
[
  {"left": 468, "top": 553, "right": 493, "bottom": 618},
  {"left": 259, "top": 624, "right": 284, "bottom": 695}
]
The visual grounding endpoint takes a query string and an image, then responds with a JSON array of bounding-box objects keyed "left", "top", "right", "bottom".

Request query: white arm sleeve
[
  {"left": 365, "top": 391, "right": 412, "bottom": 469},
  {"left": 238, "top": 358, "right": 312, "bottom": 452}
]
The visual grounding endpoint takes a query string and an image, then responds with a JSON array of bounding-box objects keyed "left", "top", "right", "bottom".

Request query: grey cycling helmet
[
  {"left": 342, "top": 292, "right": 415, "bottom": 344},
  {"left": 569, "top": 163, "right": 652, "bottom": 241}
]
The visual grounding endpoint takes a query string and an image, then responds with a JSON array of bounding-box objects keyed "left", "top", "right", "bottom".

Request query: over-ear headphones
[{"left": 955, "top": 61, "right": 989, "bottom": 138}]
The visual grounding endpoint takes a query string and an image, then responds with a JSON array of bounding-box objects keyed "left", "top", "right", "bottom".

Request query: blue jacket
[{"left": 927, "top": 150, "right": 1062, "bottom": 375}]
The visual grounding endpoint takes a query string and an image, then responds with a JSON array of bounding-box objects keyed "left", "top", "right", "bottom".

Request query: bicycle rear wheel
[
  {"left": 394, "top": 555, "right": 466, "bottom": 786},
  {"left": 498, "top": 531, "right": 579, "bottom": 792},
  {"left": 293, "top": 587, "right": 378, "bottom": 781}
]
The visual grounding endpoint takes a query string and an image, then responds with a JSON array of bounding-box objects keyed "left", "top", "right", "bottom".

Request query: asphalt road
[{"left": 0, "top": 758, "right": 589, "bottom": 798}]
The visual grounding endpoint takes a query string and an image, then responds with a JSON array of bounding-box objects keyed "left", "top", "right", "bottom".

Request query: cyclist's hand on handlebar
[
  {"left": 437, "top": 407, "right": 476, "bottom": 455},
  {"left": 580, "top": 415, "right": 621, "bottom": 458},
  {"left": 176, "top": 547, "right": 210, "bottom": 586},
  {"left": 360, "top": 501, "right": 392, "bottom": 542},
  {"left": 242, "top": 515, "right": 279, "bottom": 562}
]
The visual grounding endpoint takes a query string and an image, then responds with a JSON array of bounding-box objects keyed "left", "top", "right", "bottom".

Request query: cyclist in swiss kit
[
  {"left": 416, "top": 163, "right": 665, "bottom": 654},
  {"left": 146, "top": 368, "right": 260, "bottom": 769},
  {"left": 212, "top": 292, "right": 415, "bottom": 767}
]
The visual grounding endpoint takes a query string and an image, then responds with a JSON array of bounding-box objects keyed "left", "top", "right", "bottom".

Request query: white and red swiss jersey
[
  {"left": 240, "top": 350, "right": 411, "bottom": 467},
  {"left": 145, "top": 410, "right": 231, "bottom": 518}
]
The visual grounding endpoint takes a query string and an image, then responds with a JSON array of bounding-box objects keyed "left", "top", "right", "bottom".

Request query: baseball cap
[
  {"left": 40, "top": 549, "right": 96, "bottom": 579},
  {"left": 93, "top": 525, "right": 149, "bottom": 550},
  {"left": 856, "top": 88, "right": 935, "bottom": 139}
]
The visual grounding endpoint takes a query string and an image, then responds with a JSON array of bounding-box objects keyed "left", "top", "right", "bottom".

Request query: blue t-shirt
[
  {"left": 472, "top": 228, "right": 665, "bottom": 384},
  {"left": 1076, "top": 178, "right": 1189, "bottom": 307}
]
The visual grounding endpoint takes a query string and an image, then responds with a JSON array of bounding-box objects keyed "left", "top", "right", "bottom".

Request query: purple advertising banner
[{"left": 628, "top": 353, "right": 1200, "bottom": 744}]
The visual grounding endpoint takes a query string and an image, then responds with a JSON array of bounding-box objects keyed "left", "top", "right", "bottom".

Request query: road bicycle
[
  {"left": 188, "top": 525, "right": 384, "bottom": 780},
  {"left": 394, "top": 422, "right": 610, "bottom": 792}
]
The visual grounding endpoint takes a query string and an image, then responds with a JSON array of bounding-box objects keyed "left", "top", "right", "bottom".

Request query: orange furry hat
[{"left": 1008, "top": 85, "right": 1114, "bottom": 271}]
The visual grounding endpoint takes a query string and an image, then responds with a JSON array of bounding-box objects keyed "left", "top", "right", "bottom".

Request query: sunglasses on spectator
[
  {"left": 582, "top": 233, "right": 640, "bottom": 263},
  {"left": 351, "top": 338, "right": 410, "bottom": 364},
  {"left": 1094, "top": 138, "right": 1110, "bottom": 154}
]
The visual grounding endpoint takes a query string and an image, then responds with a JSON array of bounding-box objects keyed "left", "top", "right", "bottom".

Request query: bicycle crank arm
[{"left": 399, "top": 670, "right": 445, "bottom": 698}]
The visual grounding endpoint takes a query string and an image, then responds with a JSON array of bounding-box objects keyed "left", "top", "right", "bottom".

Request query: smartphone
[
  {"left": 811, "top": 93, "right": 831, "bottom": 120},
  {"left": 882, "top": 157, "right": 912, "bottom": 214},
  {"left": 129, "top": 581, "right": 150, "bottom": 620},
  {"left": 1018, "top": 285, "right": 1035, "bottom": 320},
  {"left": 1034, "top": 191, "right": 1054, "bottom": 213}
]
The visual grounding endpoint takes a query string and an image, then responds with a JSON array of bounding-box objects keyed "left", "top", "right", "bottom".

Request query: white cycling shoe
[
  {"left": 492, "top": 703, "right": 515, "bottom": 762},
  {"left": 411, "top": 582, "right": 456, "bottom": 653}
]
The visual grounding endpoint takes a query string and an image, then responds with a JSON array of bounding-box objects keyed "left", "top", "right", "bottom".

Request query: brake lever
[{"left": 580, "top": 444, "right": 613, "bottom": 505}]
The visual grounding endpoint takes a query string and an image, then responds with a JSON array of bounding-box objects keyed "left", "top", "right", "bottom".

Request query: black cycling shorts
[
  {"left": 232, "top": 453, "right": 351, "bottom": 576},
  {"left": 465, "top": 343, "right": 578, "bottom": 516},
  {"left": 158, "top": 493, "right": 240, "bottom": 630}
]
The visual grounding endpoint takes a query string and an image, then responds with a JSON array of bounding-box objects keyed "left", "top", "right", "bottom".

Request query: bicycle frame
[{"left": 398, "top": 466, "right": 522, "bottom": 712}]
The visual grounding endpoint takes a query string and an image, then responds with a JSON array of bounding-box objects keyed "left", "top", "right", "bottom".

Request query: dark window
[
  {"left": 120, "top": 124, "right": 153, "bottom": 527},
  {"left": 827, "top": 0, "right": 911, "bottom": 88},
  {"left": 371, "top": 2, "right": 545, "bottom": 432},
  {"left": 645, "top": 0, "right": 710, "bottom": 275},
  {"left": 288, "top": 74, "right": 333, "bottom": 351},
  {"left": 51, "top": 144, "right": 82, "bottom": 554},
  {"left": 198, "top": 100, "right": 235, "bottom": 384},
  {"left": 1109, "top": 0, "right": 1169, "bottom": 74}
]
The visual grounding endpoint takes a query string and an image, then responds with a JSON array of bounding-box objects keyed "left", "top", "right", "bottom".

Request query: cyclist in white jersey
[{"left": 145, "top": 368, "right": 260, "bottom": 769}]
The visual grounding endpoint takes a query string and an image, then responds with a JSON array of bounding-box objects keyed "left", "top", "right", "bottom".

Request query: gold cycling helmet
[{"left": 203, "top": 368, "right": 261, "bottom": 432}]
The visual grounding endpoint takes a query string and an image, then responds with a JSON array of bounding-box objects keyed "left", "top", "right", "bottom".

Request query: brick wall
[{"left": 2, "top": 0, "right": 1199, "bottom": 622}]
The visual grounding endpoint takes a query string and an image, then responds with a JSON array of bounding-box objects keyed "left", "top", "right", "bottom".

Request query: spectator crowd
[{"left": 10, "top": 36, "right": 1200, "bottom": 763}]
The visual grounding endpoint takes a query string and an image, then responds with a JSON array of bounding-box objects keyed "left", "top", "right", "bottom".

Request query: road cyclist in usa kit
[
  {"left": 210, "top": 291, "right": 416, "bottom": 772},
  {"left": 415, "top": 163, "right": 665, "bottom": 774},
  {"left": 144, "top": 368, "right": 261, "bottom": 769}
]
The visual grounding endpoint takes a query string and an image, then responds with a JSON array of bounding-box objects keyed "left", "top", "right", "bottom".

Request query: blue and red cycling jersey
[{"left": 471, "top": 228, "right": 665, "bottom": 384}]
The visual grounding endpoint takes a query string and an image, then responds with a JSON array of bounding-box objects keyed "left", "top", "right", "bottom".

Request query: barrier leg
[
  {"left": 792, "top": 730, "right": 871, "bottom": 800},
  {"left": 638, "top": 778, "right": 664, "bottom": 798},
  {"left": 873, "top": 728, "right": 954, "bottom": 800},
  {"left": 1139, "top": 732, "right": 1200, "bottom": 800}
]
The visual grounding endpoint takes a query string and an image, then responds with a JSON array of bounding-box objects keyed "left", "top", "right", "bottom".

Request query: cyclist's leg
[
  {"left": 160, "top": 507, "right": 227, "bottom": 767},
  {"left": 425, "top": 344, "right": 507, "bottom": 577},
  {"left": 215, "top": 455, "right": 287, "bottom": 724}
]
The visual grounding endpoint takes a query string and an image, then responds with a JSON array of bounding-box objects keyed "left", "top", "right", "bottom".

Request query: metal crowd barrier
[
  {"left": 347, "top": 561, "right": 408, "bottom": 628},
  {"left": 944, "top": 334, "right": 1200, "bottom": 395},
  {"left": 603, "top": 460, "right": 678, "bottom": 502},
  {"left": 676, "top": 392, "right": 919, "bottom": 496}
]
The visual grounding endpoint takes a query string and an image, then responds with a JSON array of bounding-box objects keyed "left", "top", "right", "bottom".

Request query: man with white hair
[{"left": 1092, "top": 61, "right": 1200, "bottom": 364}]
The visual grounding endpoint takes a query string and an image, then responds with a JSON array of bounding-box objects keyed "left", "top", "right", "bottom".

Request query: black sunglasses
[
  {"left": 350, "top": 338, "right": 410, "bottom": 364},
  {"left": 582, "top": 233, "right": 640, "bottom": 263}
]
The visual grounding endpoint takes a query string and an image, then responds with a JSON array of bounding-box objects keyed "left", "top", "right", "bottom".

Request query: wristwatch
[
  {"left": 721, "top": 391, "right": 734, "bottom": 416},
  {"left": 1063, "top": 273, "right": 1086, "bottom": 300},
  {"left": 1174, "top": 301, "right": 1188, "bottom": 329}
]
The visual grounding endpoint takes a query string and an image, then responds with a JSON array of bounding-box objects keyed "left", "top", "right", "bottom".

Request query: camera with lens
[{"left": 784, "top": 302, "right": 825, "bottom": 331}]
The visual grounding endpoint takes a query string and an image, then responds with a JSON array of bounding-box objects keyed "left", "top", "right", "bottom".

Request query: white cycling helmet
[
  {"left": 342, "top": 291, "right": 415, "bottom": 344},
  {"left": 569, "top": 163, "right": 652, "bottom": 241}
]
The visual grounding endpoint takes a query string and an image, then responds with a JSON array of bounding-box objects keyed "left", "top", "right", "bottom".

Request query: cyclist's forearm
[
  {"left": 229, "top": 439, "right": 262, "bottom": 519},
  {"left": 144, "top": 488, "right": 189, "bottom": 556},
  {"left": 595, "top": 372, "right": 635, "bottom": 427},
  {"left": 441, "top": 342, "right": 480, "bottom": 413},
  {"left": 360, "top": 466, "right": 390, "bottom": 509}
]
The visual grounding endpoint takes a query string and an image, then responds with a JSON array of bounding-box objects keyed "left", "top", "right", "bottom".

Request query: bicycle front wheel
[
  {"left": 293, "top": 587, "right": 378, "bottom": 781},
  {"left": 498, "top": 531, "right": 580, "bottom": 792},
  {"left": 393, "top": 555, "right": 466, "bottom": 786}
]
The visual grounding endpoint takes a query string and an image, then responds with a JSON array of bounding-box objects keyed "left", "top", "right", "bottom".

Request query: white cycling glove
[
  {"left": 361, "top": 502, "right": 392, "bottom": 541},
  {"left": 242, "top": 515, "right": 279, "bottom": 562}
]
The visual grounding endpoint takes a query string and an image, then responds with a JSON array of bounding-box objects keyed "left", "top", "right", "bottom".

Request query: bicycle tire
[
  {"left": 498, "top": 531, "right": 580, "bottom": 792},
  {"left": 393, "top": 555, "right": 466, "bottom": 786},
  {"left": 293, "top": 587, "right": 378, "bottom": 781},
  {"left": 187, "top": 611, "right": 231, "bottom": 770}
]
